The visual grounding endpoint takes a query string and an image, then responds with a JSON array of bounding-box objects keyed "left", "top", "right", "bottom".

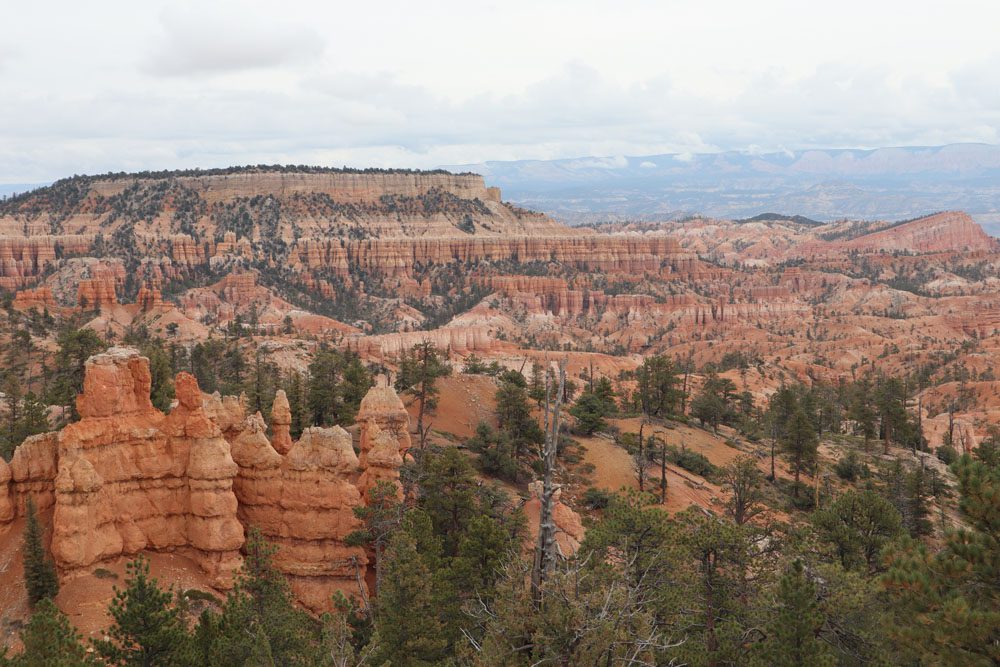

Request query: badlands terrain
[{"left": 0, "top": 166, "right": 997, "bottom": 653}]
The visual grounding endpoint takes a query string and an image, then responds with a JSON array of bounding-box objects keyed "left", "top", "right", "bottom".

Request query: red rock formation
[
  {"left": 269, "top": 390, "right": 293, "bottom": 455},
  {"left": 349, "top": 327, "right": 501, "bottom": 359},
  {"left": 230, "top": 415, "right": 369, "bottom": 612},
  {"left": 0, "top": 235, "right": 91, "bottom": 289},
  {"left": 52, "top": 354, "right": 244, "bottom": 586},
  {"left": 135, "top": 285, "right": 171, "bottom": 312},
  {"left": 0, "top": 360, "right": 410, "bottom": 613},
  {"left": 356, "top": 377, "right": 412, "bottom": 466},
  {"left": 341, "top": 235, "right": 681, "bottom": 278},
  {"left": 11, "top": 286, "right": 56, "bottom": 311},
  {"left": 76, "top": 277, "right": 117, "bottom": 310}
]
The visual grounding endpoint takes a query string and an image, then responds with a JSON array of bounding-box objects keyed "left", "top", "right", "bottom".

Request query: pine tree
[
  {"left": 722, "top": 455, "right": 765, "bottom": 526},
  {"left": 47, "top": 328, "right": 104, "bottom": 419},
  {"left": 395, "top": 342, "right": 450, "bottom": 449},
  {"left": 779, "top": 406, "right": 818, "bottom": 496},
  {"left": 633, "top": 354, "right": 683, "bottom": 417},
  {"left": 883, "top": 452, "right": 1000, "bottom": 664},
  {"left": 812, "top": 489, "right": 903, "bottom": 572},
  {"left": 92, "top": 556, "right": 193, "bottom": 666},
  {"left": 754, "top": 560, "right": 836, "bottom": 666},
  {"left": 568, "top": 390, "right": 608, "bottom": 435},
  {"left": 418, "top": 447, "right": 480, "bottom": 557},
  {"left": 346, "top": 479, "right": 402, "bottom": 596},
  {"left": 282, "top": 372, "right": 307, "bottom": 438},
  {"left": 494, "top": 374, "right": 544, "bottom": 460},
  {"left": 449, "top": 514, "right": 512, "bottom": 603},
  {"left": 368, "top": 531, "right": 448, "bottom": 665},
  {"left": 7, "top": 598, "right": 93, "bottom": 667},
  {"left": 140, "top": 341, "right": 175, "bottom": 412},
  {"left": 22, "top": 498, "right": 58, "bottom": 606},
  {"left": 223, "top": 527, "right": 316, "bottom": 664}
]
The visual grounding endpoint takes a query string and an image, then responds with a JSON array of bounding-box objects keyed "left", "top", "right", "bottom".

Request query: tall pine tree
[
  {"left": 22, "top": 498, "right": 58, "bottom": 606},
  {"left": 92, "top": 556, "right": 193, "bottom": 666}
]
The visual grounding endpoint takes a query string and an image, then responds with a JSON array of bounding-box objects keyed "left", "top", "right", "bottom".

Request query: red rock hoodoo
[{"left": 0, "top": 348, "right": 409, "bottom": 611}]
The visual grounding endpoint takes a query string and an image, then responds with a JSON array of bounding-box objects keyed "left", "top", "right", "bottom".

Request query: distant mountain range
[{"left": 446, "top": 143, "right": 1000, "bottom": 235}]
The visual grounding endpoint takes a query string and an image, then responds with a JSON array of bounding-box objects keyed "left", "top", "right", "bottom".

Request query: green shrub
[
  {"left": 935, "top": 444, "right": 958, "bottom": 465},
  {"left": 183, "top": 588, "right": 219, "bottom": 603},
  {"left": 582, "top": 487, "right": 613, "bottom": 510},
  {"left": 833, "top": 450, "right": 869, "bottom": 482},
  {"left": 667, "top": 445, "right": 716, "bottom": 478}
]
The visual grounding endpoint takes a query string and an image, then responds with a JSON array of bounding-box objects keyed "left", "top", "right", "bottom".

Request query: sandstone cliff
[{"left": 0, "top": 348, "right": 410, "bottom": 612}]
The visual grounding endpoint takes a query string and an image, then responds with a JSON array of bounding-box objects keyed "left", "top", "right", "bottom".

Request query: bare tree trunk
[
  {"left": 660, "top": 437, "right": 667, "bottom": 504},
  {"left": 637, "top": 421, "right": 645, "bottom": 492},
  {"left": 532, "top": 358, "right": 566, "bottom": 606}
]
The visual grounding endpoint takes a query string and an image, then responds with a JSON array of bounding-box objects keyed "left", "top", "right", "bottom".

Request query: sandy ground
[
  {"left": 405, "top": 374, "right": 499, "bottom": 441},
  {"left": 0, "top": 513, "right": 221, "bottom": 651}
]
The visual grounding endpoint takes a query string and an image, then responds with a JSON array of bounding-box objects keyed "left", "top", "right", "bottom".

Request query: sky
[{"left": 2, "top": 0, "right": 1000, "bottom": 182}]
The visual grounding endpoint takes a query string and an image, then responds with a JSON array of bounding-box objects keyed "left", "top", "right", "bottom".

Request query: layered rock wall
[{"left": 0, "top": 348, "right": 408, "bottom": 612}]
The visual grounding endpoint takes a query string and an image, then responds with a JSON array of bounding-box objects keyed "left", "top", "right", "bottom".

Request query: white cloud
[
  {"left": 0, "top": 0, "right": 999, "bottom": 181},
  {"left": 143, "top": 6, "right": 324, "bottom": 77}
]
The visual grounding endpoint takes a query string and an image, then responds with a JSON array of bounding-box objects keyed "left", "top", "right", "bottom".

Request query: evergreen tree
[
  {"left": 282, "top": 372, "right": 308, "bottom": 439},
  {"left": 527, "top": 361, "right": 546, "bottom": 405},
  {"left": 23, "top": 498, "right": 58, "bottom": 606},
  {"left": 847, "top": 377, "right": 877, "bottom": 448},
  {"left": 246, "top": 348, "right": 279, "bottom": 420},
  {"left": 766, "top": 385, "right": 799, "bottom": 479},
  {"left": 47, "top": 328, "right": 104, "bottom": 418},
  {"left": 368, "top": 531, "right": 449, "bottom": 665},
  {"left": 190, "top": 340, "right": 226, "bottom": 393},
  {"left": 346, "top": 479, "right": 402, "bottom": 596},
  {"left": 2, "top": 377, "right": 49, "bottom": 461},
  {"left": 140, "top": 342, "right": 175, "bottom": 412},
  {"left": 466, "top": 421, "right": 520, "bottom": 483},
  {"left": 812, "top": 489, "right": 903, "bottom": 572},
  {"left": 722, "top": 455, "right": 765, "bottom": 526},
  {"left": 633, "top": 354, "right": 683, "bottom": 417},
  {"left": 395, "top": 342, "right": 450, "bottom": 449},
  {"left": 307, "top": 347, "right": 371, "bottom": 426},
  {"left": 93, "top": 556, "right": 193, "bottom": 666},
  {"left": 778, "top": 406, "right": 818, "bottom": 496},
  {"left": 449, "top": 514, "right": 513, "bottom": 604},
  {"left": 753, "top": 560, "right": 836, "bottom": 666},
  {"left": 690, "top": 372, "right": 737, "bottom": 433},
  {"left": 883, "top": 452, "right": 1000, "bottom": 664},
  {"left": 417, "top": 447, "right": 480, "bottom": 557},
  {"left": 4, "top": 599, "right": 93, "bottom": 667},
  {"left": 494, "top": 374, "right": 544, "bottom": 460},
  {"left": 568, "top": 390, "right": 608, "bottom": 435}
]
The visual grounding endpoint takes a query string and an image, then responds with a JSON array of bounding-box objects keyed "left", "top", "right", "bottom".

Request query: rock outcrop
[
  {"left": 524, "top": 481, "right": 585, "bottom": 558},
  {"left": 0, "top": 348, "right": 410, "bottom": 612},
  {"left": 269, "top": 390, "right": 293, "bottom": 455},
  {"left": 11, "top": 286, "right": 56, "bottom": 311},
  {"left": 51, "top": 351, "right": 244, "bottom": 586}
]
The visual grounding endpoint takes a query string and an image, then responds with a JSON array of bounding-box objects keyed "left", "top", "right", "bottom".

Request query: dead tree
[
  {"left": 636, "top": 421, "right": 646, "bottom": 492},
  {"left": 658, "top": 435, "right": 668, "bottom": 504},
  {"left": 532, "top": 357, "right": 567, "bottom": 605}
]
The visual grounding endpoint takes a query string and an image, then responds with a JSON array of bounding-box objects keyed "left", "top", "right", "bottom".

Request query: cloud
[
  {"left": 143, "top": 6, "right": 324, "bottom": 77},
  {"left": 3, "top": 50, "right": 1000, "bottom": 182},
  {"left": 0, "top": 43, "right": 16, "bottom": 71}
]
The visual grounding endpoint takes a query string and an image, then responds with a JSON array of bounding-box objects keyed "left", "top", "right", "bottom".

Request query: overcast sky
[{"left": 2, "top": 0, "right": 999, "bottom": 182}]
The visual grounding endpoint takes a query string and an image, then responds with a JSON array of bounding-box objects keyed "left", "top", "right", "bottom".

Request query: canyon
[{"left": 0, "top": 167, "right": 998, "bottom": 642}]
